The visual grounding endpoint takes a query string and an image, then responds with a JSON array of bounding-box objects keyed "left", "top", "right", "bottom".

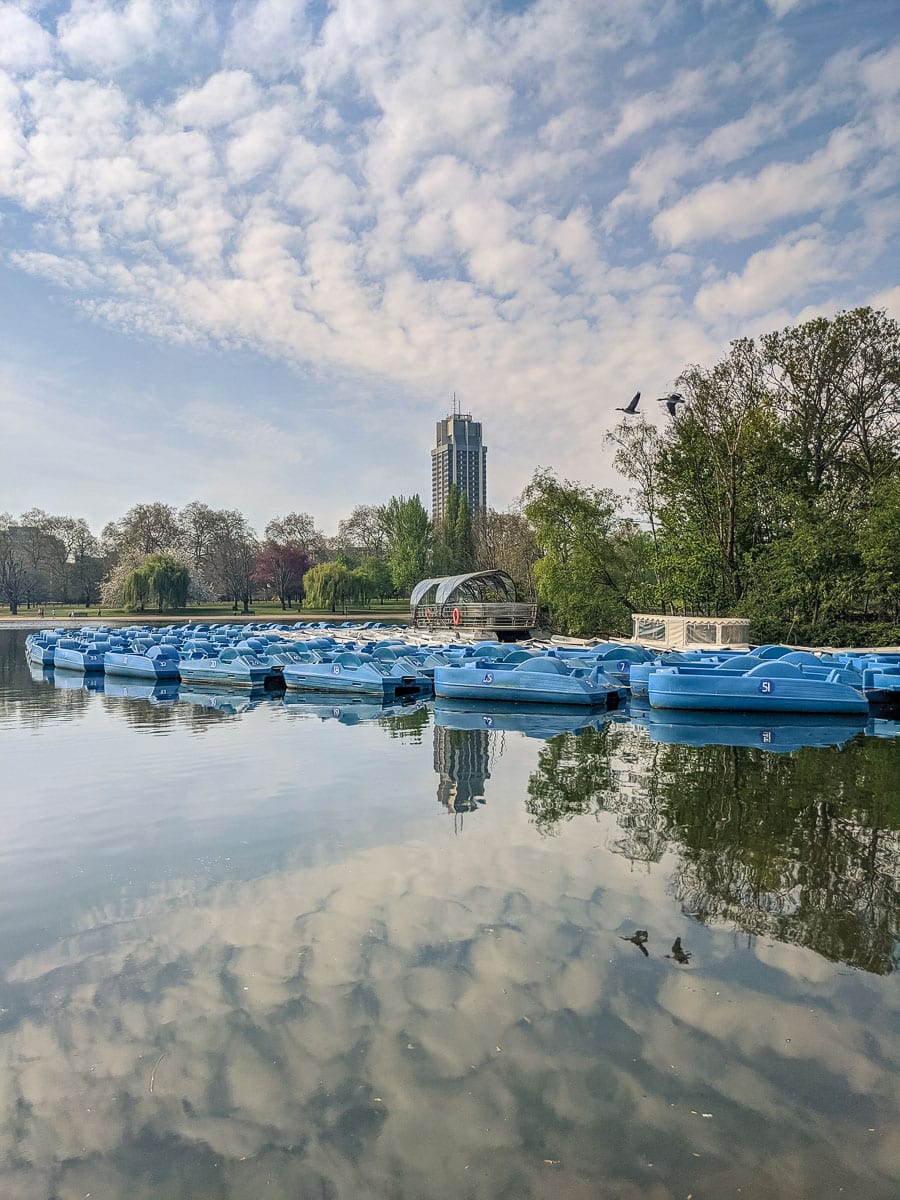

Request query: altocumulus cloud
[{"left": 0, "top": 0, "right": 899, "bottom": 518}]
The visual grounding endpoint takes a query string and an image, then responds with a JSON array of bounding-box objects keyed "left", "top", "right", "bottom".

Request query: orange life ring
[
  {"left": 452, "top": 607, "right": 461, "bottom": 626},
  {"left": 424, "top": 607, "right": 432, "bottom": 620}
]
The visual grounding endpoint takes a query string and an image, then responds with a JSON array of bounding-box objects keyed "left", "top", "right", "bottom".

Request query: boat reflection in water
[
  {"left": 52, "top": 667, "right": 105, "bottom": 692},
  {"left": 434, "top": 698, "right": 613, "bottom": 739},
  {"left": 103, "top": 678, "right": 180, "bottom": 705},
  {"left": 628, "top": 700, "right": 869, "bottom": 752},
  {"left": 282, "top": 690, "right": 428, "bottom": 726}
]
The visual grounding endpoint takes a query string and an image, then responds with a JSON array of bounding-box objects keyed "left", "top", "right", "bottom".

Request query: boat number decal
[
  {"left": 761, "top": 730, "right": 773, "bottom": 743},
  {"left": 333, "top": 707, "right": 341, "bottom": 717},
  {"left": 482, "top": 716, "right": 494, "bottom": 728},
  {"left": 618, "top": 661, "right": 627, "bottom": 671},
  {"left": 759, "top": 679, "right": 773, "bottom": 694},
  {"left": 332, "top": 664, "right": 340, "bottom": 674},
  {"left": 483, "top": 672, "right": 493, "bottom": 683}
]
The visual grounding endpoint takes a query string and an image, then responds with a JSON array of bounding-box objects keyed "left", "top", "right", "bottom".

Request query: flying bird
[
  {"left": 657, "top": 393, "right": 685, "bottom": 418},
  {"left": 666, "top": 937, "right": 692, "bottom": 964},
  {"left": 616, "top": 391, "right": 641, "bottom": 415},
  {"left": 620, "top": 929, "right": 649, "bottom": 957}
]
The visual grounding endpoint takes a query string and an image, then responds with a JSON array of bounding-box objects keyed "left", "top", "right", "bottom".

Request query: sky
[{"left": 0, "top": 0, "right": 898, "bottom": 535}]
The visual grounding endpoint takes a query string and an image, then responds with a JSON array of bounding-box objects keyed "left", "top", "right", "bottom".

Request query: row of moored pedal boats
[
  {"left": 25, "top": 625, "right": 900, "bottom": 713},
  {"left": 27, "top": 662, "right": 900, "bottom": 753}
]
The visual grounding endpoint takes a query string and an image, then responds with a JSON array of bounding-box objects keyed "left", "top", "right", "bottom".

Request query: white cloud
[
  {"left": 652, "top": 126, "right": 869, "bottom": 246},
  {"left": 0, "top": 4, "right": 53, "bottom": 73},
  {"left": 694, "top": 234, "right": 839, "bottom": 318},
  {"left": 0, "top": 0, "right": 897, "bottom": 515},
  {"left": 171, "top": 70, "right": 261, "bottom": 129}
]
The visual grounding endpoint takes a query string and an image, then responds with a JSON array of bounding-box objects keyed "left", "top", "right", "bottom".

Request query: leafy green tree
[
  {"left": 433, "top": 486, "right": 475, "bottom": 575},
  {"left": 522, "top": 469, "right": 648, "bottom": 635},
  {"left": 122, "top": 553, "right": 189, "bottom": 612},
  {"left": 762, "top": 306, "right": 900, "bottom": 497},
  {"left": 303, "top": 561, "right": 353, "bottom": 612},
  {"left": 379, "top": 495, "right": 433, "bottom": 597},
  {"left": 474, "top": 506, "right": 540, "bottom": 598},
  {"left": 356, "top": 556, "right": 393, "bottom": 602},
  {"left": 859, "top": 477, "right": 900, "bottom": 621}
]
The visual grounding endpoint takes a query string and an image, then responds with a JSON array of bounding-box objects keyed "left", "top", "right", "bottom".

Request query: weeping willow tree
[{"left": 122, "top": 553, "right": 189, "bottom": 612}]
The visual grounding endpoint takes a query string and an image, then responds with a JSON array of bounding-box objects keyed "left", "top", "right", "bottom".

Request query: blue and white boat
[
  {"left": 53, "top": 638, "right": 109, "bottom": 673},
  {"left": 25, "top": 630, "right": 64, "bottom": 666},
  {"left": 282, "top": 652, "right": 427, "bottom": 697},
  {"left": 104, "top": 644, "right": 181, "bottom": 681},
  {"left": 648, "top": 658, "right": 868, "bottom": 714},
  {"left": 178, "top": 648, "right": 284, "bottom": 689},
  {"left": 434, "top": 657, "right": 624, "bottom": 707}
]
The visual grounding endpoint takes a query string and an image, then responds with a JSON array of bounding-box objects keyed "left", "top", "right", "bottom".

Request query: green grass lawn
[{"left": 1, "top": 600, "right": 412, "bottom": 623}]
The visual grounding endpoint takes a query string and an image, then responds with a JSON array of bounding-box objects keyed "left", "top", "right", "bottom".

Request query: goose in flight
[
  {"left": 657, "top": 393, "right": 685, "bottom": 417},
  {"left": 616, "top": 391, "right": 641, "bottom": 415}
]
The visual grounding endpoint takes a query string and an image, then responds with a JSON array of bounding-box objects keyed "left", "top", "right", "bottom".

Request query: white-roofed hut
[
  {"left": 411, "top": 571, "right": 537, "bottom": 639},
  {"left": 630, "top": 613, "right": 750, "bottom": 650}
]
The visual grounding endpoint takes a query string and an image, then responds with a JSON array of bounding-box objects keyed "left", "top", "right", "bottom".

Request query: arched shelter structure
[{"left": 411, "top": 571, "right": 538, "bottom": 638}]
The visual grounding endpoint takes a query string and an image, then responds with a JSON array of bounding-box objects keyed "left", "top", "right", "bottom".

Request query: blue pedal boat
[
  {"left": 282, "top": 652, "right": 427, "bottom": 697},
  {"left": 25, "top": 631, "right": 64, "bottom": 665},
  {"left": 104, "top": 644, "right": 181, "bottom": 680},
  {"left": 178, "top": 648, "right": 284, "bottom": 689},
  {"left": 648, "top": 658, "right": 869, "bottom": 714},
  {"left": 53, "top": 638, "right": 109, "bottom": 672},
  {"left": 434, "top": 657, "right": 624, "bottom": 707}
]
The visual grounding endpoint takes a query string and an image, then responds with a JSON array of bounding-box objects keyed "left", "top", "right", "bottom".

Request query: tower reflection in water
[{"left": 432, "top": 724, "right": 491, "bottom": 828}]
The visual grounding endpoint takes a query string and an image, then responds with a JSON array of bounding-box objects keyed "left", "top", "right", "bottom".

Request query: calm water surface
[{"left": 1, "top": 630, "right": 898, "bottom": 1199}]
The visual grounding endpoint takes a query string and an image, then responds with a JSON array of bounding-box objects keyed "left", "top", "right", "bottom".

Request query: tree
[
  {"left": 265, "top": 512, "right": 326, "bottom": 563},
  {"left": 522, "top": 469, "right": 646, "bottom": 635},
  {"left": 379, "top": 495, "right": 433, "bottom": 597},
  {"left": 121, "top": 553, "right": 189, "bottom": 612},
  {"left": 143, "top": 553, "right": 190, "bottom": 611},
  {"left": 207, "top": 516, "right": 259, "bottom": 613},
  {"left": 607, "top": 419, "right": 666, "bottom": 610},
  {"left": 0, "top": 528, "right": 31, "bottom": 614},
  {"left": 474, "top": 507, "right": 540, "bottom": 598},
  {"left": 859, "top": 477, "right": 900, "bottom": 621},
  {"left": 660, "top": 338, "right": 783, "bottom": 609},
  {"left": 762, "top": 307, "right": 900, "bottom": 498},
  {"left": 103, "top": 502, "right": 181, "bottom": 558},
  {"left": 433, "top": 486, "right": 475, "bottom": 575},
  {"left": 178, "top": 502, "right": 227, "bottom": 570},
  {"left": 356, "top": 556, "right": 394, "bottom": 602},
  {"left": 253, "top": 542, "right": 311, "bottom": 609},
  {"left": 334, "top": 505, "right": 387, "bottom": 559},
  {"left": 303, "top": 561, "right": 353, "bottom": 612}
]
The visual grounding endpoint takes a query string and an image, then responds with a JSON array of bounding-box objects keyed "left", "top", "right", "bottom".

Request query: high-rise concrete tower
[{"left": 431, "top": 399, "right": 487, "bottom": 524}]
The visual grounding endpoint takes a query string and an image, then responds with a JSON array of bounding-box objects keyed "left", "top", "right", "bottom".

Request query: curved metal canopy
[
  {"left": 410, "top": 570, "right": 517, "bottom": 607},
  {"left": 409, "top": 577, "right": 445, "bottom": 608}
]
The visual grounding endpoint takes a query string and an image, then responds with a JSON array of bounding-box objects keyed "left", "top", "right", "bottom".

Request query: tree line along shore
[{"left": 2, "top": 307, "right": 898, "bottom": 647}]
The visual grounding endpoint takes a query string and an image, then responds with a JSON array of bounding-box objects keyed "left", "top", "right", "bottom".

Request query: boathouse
[
  {"left": 630, "top": 613, "right": 750, "bottom": 650},
  {"left": 411, "top": 570, "right": 537, "bottom": 638}
]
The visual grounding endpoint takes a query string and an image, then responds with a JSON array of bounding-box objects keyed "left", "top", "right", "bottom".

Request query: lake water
[{"left": 1, "top": 629, "right": 898, "bottom": 1199}]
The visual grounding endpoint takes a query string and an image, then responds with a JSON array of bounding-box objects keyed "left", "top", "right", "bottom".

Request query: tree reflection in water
[{"left": 527, "top": 724, "right": 900, "bottom": 975}]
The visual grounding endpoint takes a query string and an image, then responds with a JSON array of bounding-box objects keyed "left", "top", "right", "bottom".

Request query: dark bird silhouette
[
  {"left": 621, "top": 929, "right": 649, "bottom": 956},
  {"left": 616, "top": 391, "right": 641, "bottom": 415},
  {"left": 666, "top": 937, "right": 692, "bottom": 964},
  {"left": 656, "top": 392, "right": 685, "bottom": 418}
]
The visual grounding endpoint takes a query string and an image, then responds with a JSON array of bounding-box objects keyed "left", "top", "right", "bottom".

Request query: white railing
[{"left": 413, "top": 602, "right": 538, "bottom": 630}]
